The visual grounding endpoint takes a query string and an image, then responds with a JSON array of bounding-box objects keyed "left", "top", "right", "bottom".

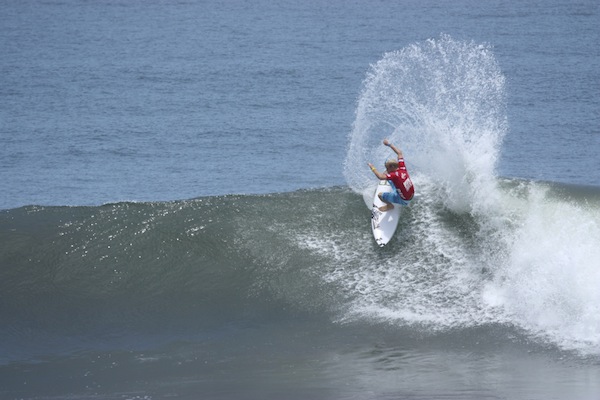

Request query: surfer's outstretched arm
[
  {"left": 383, "top": 139, "right": 404, "bottom": 159},
  {"left": 368, "top": 163, "right": 387, "bottom": 180}
]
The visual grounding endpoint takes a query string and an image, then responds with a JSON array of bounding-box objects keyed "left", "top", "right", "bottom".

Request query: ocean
[{"left": 1, "top": 0, "right": 599, "bottom": 399}]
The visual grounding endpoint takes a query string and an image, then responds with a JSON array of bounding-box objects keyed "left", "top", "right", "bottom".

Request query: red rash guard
[{"left": 385, "top": 158, "right": 414, "bottom": 200}]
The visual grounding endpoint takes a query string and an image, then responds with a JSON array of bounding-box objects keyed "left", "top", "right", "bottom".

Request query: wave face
[{"left": 1, "top": 183, "right": 600, "bottom": 360}]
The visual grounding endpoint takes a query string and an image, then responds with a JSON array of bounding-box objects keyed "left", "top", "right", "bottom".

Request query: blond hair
[{"left": 385, "top": 159, "right": 398, "bottom": 169}]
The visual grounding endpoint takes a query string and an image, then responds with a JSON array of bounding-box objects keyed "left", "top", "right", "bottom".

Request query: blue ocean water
[
  {"left": 1, "top": 1, "right": 600, "bottom": 399},
  {"left": 1, "top": 0, "right": 598, "bottom": 210}
]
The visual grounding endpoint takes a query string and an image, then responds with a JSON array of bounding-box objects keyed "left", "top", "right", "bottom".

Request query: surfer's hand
[{"left": 383, "top": 139, "right": 390, "bottom": 146}]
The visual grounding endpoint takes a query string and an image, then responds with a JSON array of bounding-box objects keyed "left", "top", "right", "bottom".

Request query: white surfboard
[{"left": 371, "top": 180, "right": 401, "bottom": 247}]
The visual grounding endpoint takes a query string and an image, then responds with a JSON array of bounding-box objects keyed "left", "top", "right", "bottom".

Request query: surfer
[{"left": 368, "top": 139, "right": 415, "bottom": 211}]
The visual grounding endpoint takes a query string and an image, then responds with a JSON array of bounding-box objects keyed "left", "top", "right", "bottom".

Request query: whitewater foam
[
  {"left": 485, "top": 183, "right": 600, "bottom": 355},
  {"left": 339, "top": 35, "right": 600, "bottom": 355}
]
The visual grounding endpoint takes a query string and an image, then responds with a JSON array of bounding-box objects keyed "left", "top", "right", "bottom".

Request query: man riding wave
[{"left": 367, "top": 139, "right": 415, "bottom": 211}]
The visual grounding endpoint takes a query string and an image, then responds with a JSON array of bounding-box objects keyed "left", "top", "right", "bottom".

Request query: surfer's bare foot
[{"left": 378, "top": 204, "right": 394, "bottom": 212}]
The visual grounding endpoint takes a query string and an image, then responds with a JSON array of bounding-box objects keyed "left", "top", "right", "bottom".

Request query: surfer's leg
[{"left": 378, "top": 193, "right": 395, "bottom": 211}]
